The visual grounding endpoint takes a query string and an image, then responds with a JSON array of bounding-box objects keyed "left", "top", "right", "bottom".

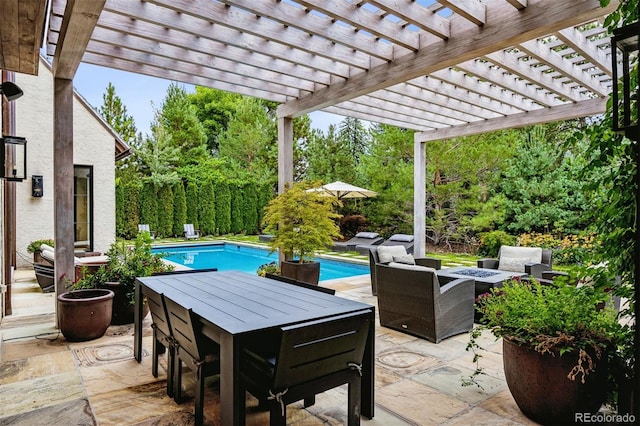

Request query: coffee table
[{"left": 437, "top": 266, "right": 527, "bottom": 298}]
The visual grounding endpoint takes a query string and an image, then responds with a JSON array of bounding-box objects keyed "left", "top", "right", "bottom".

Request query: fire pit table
[{"left": 436, "top": 266, "right": 527, "bottom": 299}]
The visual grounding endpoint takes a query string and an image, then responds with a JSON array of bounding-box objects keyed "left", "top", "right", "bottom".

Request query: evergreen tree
[
  {"left": 198, "top": 180, "right": 216, "bottom": 235},
  {"left": 230, "top": 184, "right": 245, "bottom": 234},
  {"left": 214, "top": 181, "right": 232, "bottom": 235},
  {"left": 122, "top": 183, "right": 141, "bottom": 239},
  {"left": 243, "top": 183, "right": 259, "bottom": 234},
  {"left": 153, "top": 83, "right": 208, "bottom": 166},
  {"left": 305, "top": 125, "right": 355, "bottom": 183},
  {"left": 172, "top": 182, "right": 187, "bottom": 237},
  {"left": 156, "top": 185, "right": 174, "bottom": 238},
  {"left": 139, "top": 182, "right": 158, "bottom": 233},
  {"left": 137, "top": 126, "right": 181, "bottom": 186},
  {"left": 339, "top": 117, "right": 368, "bottom": 165},
  {"left": 185, "top": 182, "right": 199, "bottom": 229},
  {"left": 98, "top": 83, "right": 141, "bottom": 181}
]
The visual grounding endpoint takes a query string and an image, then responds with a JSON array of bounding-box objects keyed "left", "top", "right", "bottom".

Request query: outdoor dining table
[{"left": 133, "top": 270, "right": 375, "bottom": 425}]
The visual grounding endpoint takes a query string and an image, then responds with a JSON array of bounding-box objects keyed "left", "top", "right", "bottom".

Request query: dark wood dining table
[{"left": 134, "top": 270, "right": 375, "bottom": 425}]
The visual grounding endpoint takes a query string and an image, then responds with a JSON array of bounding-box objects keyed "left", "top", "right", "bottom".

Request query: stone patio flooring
[{"left": 0, "top": 268, "right": 538, "bottom": 425}]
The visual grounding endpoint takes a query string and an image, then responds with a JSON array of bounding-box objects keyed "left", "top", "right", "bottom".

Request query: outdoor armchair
[
  {"left": 183, "top": 224, "right": 200, "bottom": 240},
  {"left": 477, "top": 245, "right": 552, "bottom": 279},
  {"left": 138, "top": 224, "right": 155, "bottom": 239},
  {"left": 331, "top": 231, "right": 384, "bottom": 252},
  {"left": 375, "top": 262, "right": 474, "bottom": 343},
  {"left": 369, "top": 246, "right": 441, "bottom": 296}
]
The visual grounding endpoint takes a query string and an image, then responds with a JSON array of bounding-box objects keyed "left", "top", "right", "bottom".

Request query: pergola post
[
  {"left": 414, "top": 135, "right": 426, "bottom": 258},
  {"left": 2, "top": 70, "right": 17, "bottom": 316},
  {"left": 278, "top": 116, "right": 293, "bottom": 193},
  {"left": 53, "top": 77, "right": 75, "bottom": 313}
]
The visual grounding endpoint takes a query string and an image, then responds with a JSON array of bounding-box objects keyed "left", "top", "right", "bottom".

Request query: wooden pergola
[{"left": 0, "top": 0, "right": 619, "bottom": 296}]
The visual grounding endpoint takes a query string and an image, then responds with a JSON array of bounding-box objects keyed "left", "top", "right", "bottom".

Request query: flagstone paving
[{"left": 0, "top": 269, "right": 537, "bottom": 425}]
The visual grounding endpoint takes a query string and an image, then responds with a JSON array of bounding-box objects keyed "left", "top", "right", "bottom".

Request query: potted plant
[
  {"left": 74, "top": 233, "right": 173, "bottom": 324},
  {"left": 262, "top": 181, "right": 342, "bottom": 285},
  {"left": 27, "top": 238, "right": 54, "bottom": 264},
  {"left": 465, "top": 277, "right": 625, "bottom": 425}
]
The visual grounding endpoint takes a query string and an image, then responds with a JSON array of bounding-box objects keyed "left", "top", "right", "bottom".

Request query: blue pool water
[{"left": 152, "top": 243, "right": 369, "bottom": 281}]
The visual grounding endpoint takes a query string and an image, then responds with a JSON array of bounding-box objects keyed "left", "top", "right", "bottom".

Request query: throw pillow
[
  {"left": 392, "top": 254, "right": 415, "bottom": 265},
  {"left": 377, "top": 245, "right": 407, "bottom": 263},
  {"left": 388, "top": 234, "right": 414, "bottom": 242},
  {"left": 388, "top": 262, "right": 436, "bottom": 273},
  {"left": 355, "top": 231, "right": 379, "bottom": 239},
  {"left": 498, "top": 256, "right": 530, "bottom": 273}
]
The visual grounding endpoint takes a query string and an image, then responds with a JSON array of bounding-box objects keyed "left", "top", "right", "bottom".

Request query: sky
[{"left": 72, "top": 63, "right": 347, "bottom": 138}]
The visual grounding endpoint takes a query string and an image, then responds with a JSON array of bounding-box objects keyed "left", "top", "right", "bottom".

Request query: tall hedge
[
  {"left": 172, "top": 182, "right": 187, "bottom": 237},
  {"left": 257, "top": 183, "right": 275, "bottom": 231},
  {"left": 243, "top": 182, "right": 259, "bottom": 234},
  {"left": 230, "top": 184, "right": 245, "bottom": 234},
  {"left": 139, "top": 182, "right": 159, "bottom": 233},
  {"left": 122, "top": 183, "right": 141, "bottom": 239},
  {"left": 185, "top": 181, "right": 199, "bottom": 229},
  {"left": 198, "top": 180, "right": 216, "bottom": 235},
  {"left": 214, "top": 181, "right": 231, "bottom": 235},
  {"left": 115, "top": 182, "right": 126, "bottom": 237},
  {"left": 157, "top": 185, "right": 174, "bottom": 238}
]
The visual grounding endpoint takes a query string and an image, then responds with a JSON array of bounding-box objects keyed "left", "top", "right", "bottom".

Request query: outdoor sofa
[{"left": 477, "top": 245, "right": 553, "bottom": 279}]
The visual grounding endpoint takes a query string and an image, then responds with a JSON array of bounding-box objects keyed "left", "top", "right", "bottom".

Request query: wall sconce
[
  {"left": 611, "top": 21, "right": 640, "bottom": 141},
  {"left": 1, "top": 136, "right": 27, "bottom": 181},
  {"left": 0, "top": 81, "right": 24, "bottom": 102},
  {"left": 32, "top": 175, "right": 43, "bottom": 197}
]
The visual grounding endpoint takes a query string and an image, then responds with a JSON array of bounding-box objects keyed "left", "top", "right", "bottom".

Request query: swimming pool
[{"left": 152, "top": 243, "right": 369, "bottom": 281}]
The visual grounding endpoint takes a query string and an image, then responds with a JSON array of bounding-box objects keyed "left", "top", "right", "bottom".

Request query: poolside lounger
[
  {"left": 355, "top": 233, "right": 415, "bottom": 256},
  {"left": 331, "top": 231, "right": 383, "bottom": 252}
]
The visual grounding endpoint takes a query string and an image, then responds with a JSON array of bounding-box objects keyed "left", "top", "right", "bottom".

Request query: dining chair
[
  {"left": 240, "top": 310, "right": 371, "bottom": 425},
  {"left": 163, "top": 295, "right": 220, "bottom": 426},
  {"left": 144, "top": 287, "right": 175, "bottom": 398}
]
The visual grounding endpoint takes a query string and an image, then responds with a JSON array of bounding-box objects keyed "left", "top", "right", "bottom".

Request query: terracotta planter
[
  {"left": 103, "top": 281, "right": 148, "bottom": 325},
  {"left": 280, "top": 260, "right": 320, "bottom": 285},
  {"left": 502, "top": 337, "right": 608, "bottom": 425},
  {"left": 57, "top": 289, "right": 114, "bottom": 342}
]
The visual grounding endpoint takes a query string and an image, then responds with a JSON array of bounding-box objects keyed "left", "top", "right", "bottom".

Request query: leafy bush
[
  {"left": 555, "top": 234, "right": 596, "bottom": 265},
  {"left": 27, "top": 239, "right": 54, "bottom": 253},
  {"left": 517, "top": 232, "right": 560, "bottom": 249},
  {"left": 477, "top": 230, "right": 515, "bottom": 257},
  {"left": 339, "top": 215, "right": 368, "bottom": 238},
  {"left": 257, "top": 261, "right": 279, "bottom": 276}
]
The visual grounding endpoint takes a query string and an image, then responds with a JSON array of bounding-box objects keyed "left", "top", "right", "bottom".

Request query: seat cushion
[
  {"left": 499, "top": 246, "right": 543, "bottom": 272},
  {"left": 377, "top": 245, "right": 407, "bottom": 263}
]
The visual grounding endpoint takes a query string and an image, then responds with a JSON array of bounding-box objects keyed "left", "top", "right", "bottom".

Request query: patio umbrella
[{"left": 308, "top": 181, "right": 377, "bottom": 200}]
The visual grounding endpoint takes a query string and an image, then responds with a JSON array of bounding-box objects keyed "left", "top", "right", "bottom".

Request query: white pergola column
[
  {"left": 53, "top": 77, "right": 75, "bottom": 308},
  {"left": 414, "top": 134, "right": 426, "bottom": 258},
  {"left": 278, "top": 116, "right": 293, "bottom": 193}
]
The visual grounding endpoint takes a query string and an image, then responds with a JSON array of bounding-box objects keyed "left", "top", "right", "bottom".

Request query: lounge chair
[
  {"left": 331, "top": 231, "right": 383, "bottom": 252},
  {"left": 183, "top": 224, "right": 200, "bottom": 240},
  {"left": 355, "top": 233, "right": 415, "bottom": 255},
  {"left": 138, "top": 224, "right": 155, "bottom": 239},
  {"left": 40, "top": 245, "right": 110, "bottom": 283}
]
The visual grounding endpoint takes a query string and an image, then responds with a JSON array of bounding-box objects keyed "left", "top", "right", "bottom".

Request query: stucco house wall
[{"left": 7, "top": 58, "right": 125, "bottom": 268}]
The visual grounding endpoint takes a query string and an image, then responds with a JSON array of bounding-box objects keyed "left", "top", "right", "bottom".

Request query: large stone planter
[
  {"left": 502, "top": 337, "right": 608, "bottom": 425},
  {"left": 280, "top": 260, "right": 320, "bottom": 285},
  {"left": 104, "top": 281, "right": 148, "bottom": 325},
  {"left": 57, "top": 289, "right": 114, "bottom": 342}
]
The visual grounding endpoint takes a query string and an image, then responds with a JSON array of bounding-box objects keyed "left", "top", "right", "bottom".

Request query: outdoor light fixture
[
  {"left": 0, "top": 81, "right": 23, "bottom": 102},
  {"left": 611, "top": 21, "right": 640, "bottom": 141},
  {"left": 1, "top": 136, "right": 27, "bottom": 181}
]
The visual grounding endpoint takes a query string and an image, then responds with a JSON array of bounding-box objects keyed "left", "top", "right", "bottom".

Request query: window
[{"left": 74, "top": 166, "right": 93, "bottom": 252}]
